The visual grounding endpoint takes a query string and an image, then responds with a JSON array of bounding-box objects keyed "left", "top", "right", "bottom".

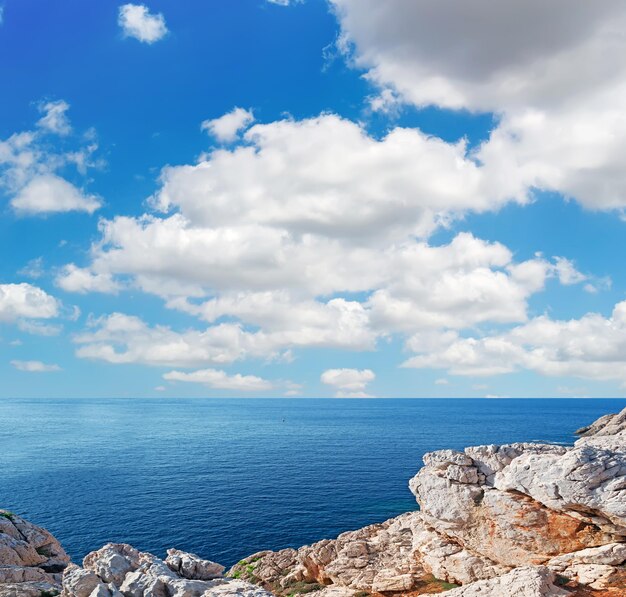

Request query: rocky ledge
[{"left": 2, "top": 407, "right": 625, "bottom": 597}]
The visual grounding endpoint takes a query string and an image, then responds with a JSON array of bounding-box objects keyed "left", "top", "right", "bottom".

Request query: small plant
[
  {"left": 555, "top": 574, "right": 571, "bottom": 586},
  {"left": 284, "top": 581, "right": 323, "bottom": 595},
  {"left": 0, "top": 511, "right": 15, "bottom": 520},
  {"left": 433, "top": 577, "right": 460, "bottom": 590},
  {"left": 39, "top": 590, "right": 60, "bottom": 597},
  {"left": 354, "top": 592, "right": 370, "bottom": 597}
]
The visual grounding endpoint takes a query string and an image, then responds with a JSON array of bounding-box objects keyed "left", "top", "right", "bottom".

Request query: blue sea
[{"left": 1, "top": 398, "right": 624, "bottom": 567}]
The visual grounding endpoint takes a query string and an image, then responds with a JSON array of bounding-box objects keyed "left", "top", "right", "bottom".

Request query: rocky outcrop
[
  {"left": 2, "top": 407, "right": 625, "bottom": 597},
  {"left": 61, "top": 543, "right": 272, "bottom": 597},
  {"left": 230, "top": 407, "right": 626, "bottom": 596},
  {"left": 0, "top": 510, "right": 70, "bottom": 597}
]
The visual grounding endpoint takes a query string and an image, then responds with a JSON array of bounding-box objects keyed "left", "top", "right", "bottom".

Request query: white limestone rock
[
  {"left": 421, "top": 566, "right": 569, "bottom": 597},
  {"left": 165, "top": 548, "right": 225, "bottom": 580},
  {"left": 494, "top": 444, "right": 626, "bottom": 535},
  {"left": 63, "top": 544, "right": 273, "bottom": 597}
]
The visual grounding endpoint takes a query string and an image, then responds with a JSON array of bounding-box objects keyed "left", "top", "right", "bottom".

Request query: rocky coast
[{"left": 1, "top": 407, "right": 624, "bottom": 597}]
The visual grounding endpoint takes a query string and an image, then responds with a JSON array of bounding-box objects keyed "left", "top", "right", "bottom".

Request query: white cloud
[
  {"left": 56, "top": 264, "right": 121, "bottom": 294},
  {"left": 74, "top": 313, "right": 275, "bottom": 367},
  {"left": 152, "top": 115, "right": 496, "bottom": 240},
  {"left": 434, "top": 378, "right": 449, "bottom": 385},
  {"left": 321, "top": 367, "right": 375, "bottom": 397},
  {"left": 0, "top": 283, "right": 59, "bottom": 323},
  {"left": 18, "top": 257, "right": 45, "bottom": 279},
  {"left": 403, "top": 300, "right": 626, "bottom": 387},
  {"left": 17, "top": 320, "right": 62, "bottom": 336},
  {"left": 201, "top": 107, "right": 255, "bottom": 143},
  {"left": 552, "top": 257, "right": 587, "bottom": 286},
  {"left": 118, "top": 4, "right": 168, "bottom": 44},
  {"left": 163, "top": 368, "right": 273, "bottom": 392},
  {"left": 0, "top": 107, "right": 102, "bottom": 215},
  {"left": 11, "top": 174, "right": 101, "bottom": 214},
  {"left": 331, "top": 0, "right": 626, "bottom": 214},
  {"left": 330, "top": 0, "right": 626, "bottom": 112},
  {"left": 37, "top": 100, "right": 71, "bottom": 136},
  {"left": 266, "top": 0, "right": 302, "bottom": 6},
  {"left": 61, "top": 111, "right": 601, "bottom": 377},
  {"left": 11, "top": 360, "right": 61, "bottom": 372}
]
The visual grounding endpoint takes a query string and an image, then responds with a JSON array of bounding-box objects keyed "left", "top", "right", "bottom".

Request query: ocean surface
[{"left": 1, "top": 398, "right": 624, "bottom": 566}]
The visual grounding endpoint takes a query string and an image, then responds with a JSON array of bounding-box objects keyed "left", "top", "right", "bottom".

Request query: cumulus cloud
[
  {"left": 0, "top": 101, "right": 102, "bottom": 215},
  {"left": 403, "top": 300, "right": 626, "bottom": 387},
  {"left": 0, "top": 283, "right": 59, "bottom": 323},
  {"left": 60, "top": 112, "right": 602, "bottom": 381},
  {"left": 163, "top": 368, "right": 273, "bottom": 392},
  {"left": 118, "top": 4, "right": 168, "bottom": 44},
  {"left": 152, "top": 115, "right": 496, "bottom": 240},
  {"left": 37, "top": 100, "right": 71, "bottom": 136},
  {"left": 63, "top": 114, "right": 583, "bottom": 371},
  {"left": 201, "top": 107, "right": 255, "bottom": 143},
  {"left": 11, "top": 360, "right": 61, "bottom": 372},
  {"left": 56, "top": 264, "right": 121, "bottom": 294},
  {"left": 331, "top": 0, "right": 626, "bottom": 214},
  {"left": 74, "top": 313, "right": 280, "bottom": 367},
  {"left": 74, "top": 308, "right": 368, "bottom": 368},
  {"left": 321, "top": 368, "right": 375, "bottom": 397},
  {"left": 11, "top": 174, "right": 101, "bottom": 214}
]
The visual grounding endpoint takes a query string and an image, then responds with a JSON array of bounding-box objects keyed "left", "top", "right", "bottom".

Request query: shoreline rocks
[{"left": 1, "top": 407, "right": 625, "bottom": 596}]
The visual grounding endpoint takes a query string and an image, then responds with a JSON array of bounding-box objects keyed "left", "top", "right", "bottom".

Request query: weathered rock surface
[
  {"left": 420, "top": 566, "right": 569, "bottom": 597},
  {"left": 62, "top": 543, "right": 273, "bottom": 597},
  {"left": 2, "top": 407, "right": 625, "bottom": 597},
  {"left": 0, "top": 510, "right": 70, "bottom": 596}
]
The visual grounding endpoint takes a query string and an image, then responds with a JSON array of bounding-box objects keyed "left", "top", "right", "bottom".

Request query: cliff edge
[{"left": 1, "top": 407, "right": 624, "bottom": 597}]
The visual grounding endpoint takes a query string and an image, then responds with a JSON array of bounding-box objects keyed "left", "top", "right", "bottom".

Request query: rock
[
  {"left": 494, "top": 444, "right": 626, "bottom": 535},
  {"left": 0, "top": 580, "right": 62, "bottom": 597},
  {"left": 547, "top": 542, "right": 626, "bottom": 589},
  {"left": 61, "top": 544, "right": 273, "bottom": 597},
  {"left": 410, "top": 457, "right": 613, "bottom": 566},
  {"left": 82, "top": 544, "right": 140, "bottom": 586},
  {"left": 577, "top": 410, "right": 626, "bottom": 438},
  {"left": 0, "top": 510, "right": 69, "bottom": 595},
  {"left": 465, "top": 443, "right": 567, "bottom": 485},
  {"left": 229, "top": 512, "right": 508, "bottom": 594},
  {"left": 421, "top": 566, "right": 569, "bottom": 597},
  {"left": 165, "top": 548, "right": 225, "bottom": 580}
]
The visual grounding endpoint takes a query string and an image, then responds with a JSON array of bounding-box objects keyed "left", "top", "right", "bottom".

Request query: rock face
[
  {"left": 2, "top": 407, "right": 625, "bottom": 597},
  {"left": 0, "top": 509, "right": 70, "bottom": 597},
  {"left": 229, "top": 407, "right": 626, "bottom": 596}
]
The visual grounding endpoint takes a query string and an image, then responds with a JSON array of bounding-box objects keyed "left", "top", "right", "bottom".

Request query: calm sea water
[{"left": 1, "top": 398, "right": 624, "bottom": 566}]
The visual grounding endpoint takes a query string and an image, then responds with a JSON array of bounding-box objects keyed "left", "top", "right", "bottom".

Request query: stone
[
  {"left": 61, "top": 544, "right": 273, "bottom": 597},
  {"left": 165, "top": 548, "right": 225, "bottom": 580},
  {"left": 494, "top": 445, "right": 626, "bottom": 535},
  {"left": 0, "top": 510, "right": 69, "bottom": 595},
  {"left": 420, "top": 566, "right": 569, "bottom": 597}
]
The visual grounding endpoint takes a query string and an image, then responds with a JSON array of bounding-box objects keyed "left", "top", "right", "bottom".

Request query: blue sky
[{"left": 1, "top": 0, "right": 626, "bottom": 398}]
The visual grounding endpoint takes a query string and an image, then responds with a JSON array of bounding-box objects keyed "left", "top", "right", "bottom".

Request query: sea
[{"left": 1, "top": 398, "right": 624, "bottom": 566}]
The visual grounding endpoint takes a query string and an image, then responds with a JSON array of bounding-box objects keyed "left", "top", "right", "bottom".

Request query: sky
[{"left": 1, "top": 0, "right": 626, "bottom": 398}]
